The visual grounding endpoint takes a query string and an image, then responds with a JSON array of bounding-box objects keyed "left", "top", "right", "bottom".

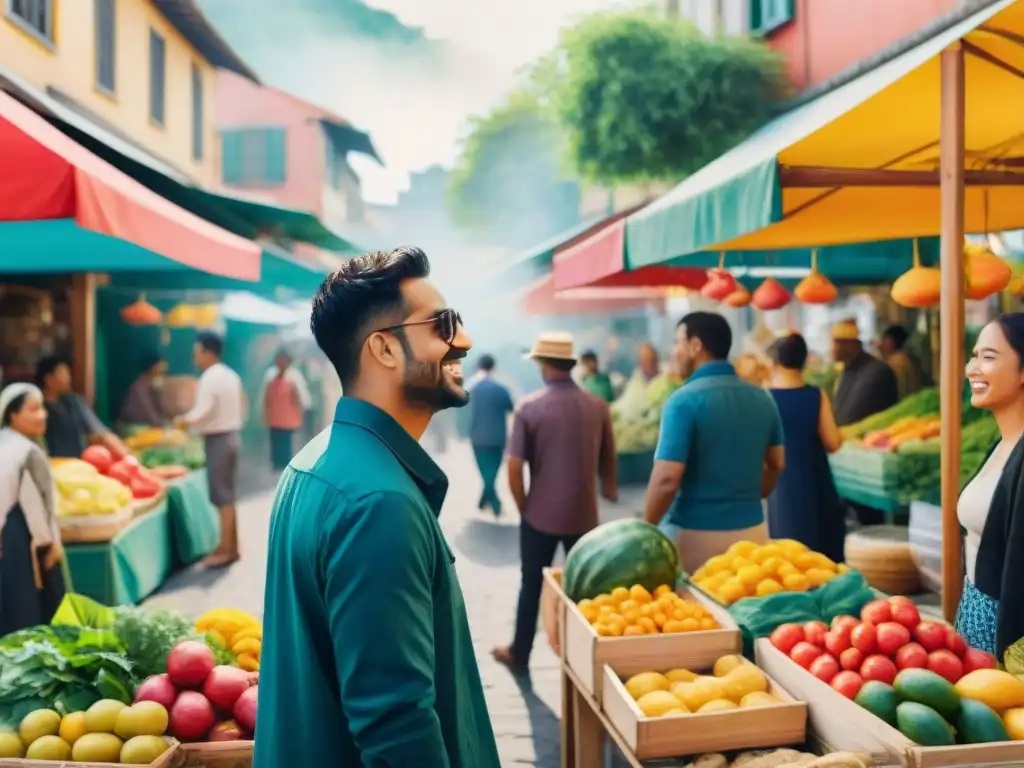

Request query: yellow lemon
[
  {"left": 804, "top": 568, "right": 829, "bottom": 588},
  {"left": 679, "top": 677, "right": 724, "bottom": 711},
  {"left": 721, "top": 665, "right": 768, "bottom": 701},
  {"left": 637, "top": 691, "right": 683, "bottom": 718},
  {"left": 713, "top": 654, "right": 746, "bottom": 678},
  {"left": 665, "top": 668, "right": 697, "bottom": 684},
  {"left": 754, "top": 543, "right": 784, "bottom": 562},
  {"left": 664, "top": 707, "right": 690, "bottom": 716},
  {"left": 690, "top": 567, "right": 709, "bottom": 582},
  {"left": 837, "top": 563, "right": 850, "bottom": 573},
  {"left": 777, "top": 562, "right": 799, "bottom": 579},
  {"left": 610, "top": 587, "right": 630, "bottom": 603},
  {"left": 731, "top": 557, "right": 753, "bottom": 572},
  {"left": 698, "top": 698, "right": 739, "bottom": 713},
  {"left": 718, "top": 578, "right": 747, "bottom": 605},
  {"left": 704, "top": 555, "right": 733, "bottom": 574},
  {"left": 593, "top": 594, "right": 613, "bottom": 607},
  {"left": 755, "top": 578, "right": 785, "bottom": 597},
  {"left": 782, "top": 573, "right": 811, "bottom": 592},
  {"left": 736, "top": 565, "right": 763, "bottom": 588},
  {"left": 654, "top": 584, "right": 673, "bottom": 597},
  {"left": 793, "top": 552, "right": 817, "bottom": 571},
  {"left": 760, "top": 556, "right": 787, "bottom": 576},
  {"left": 740, "top": 691, "right": 780, "bottom": 708},
  {"left": 775, "top": 538, "right": 809, "bottom": 557},
  {"left": 662, "top": 619, "right": 686, "bottom": 633},
  {"left": 624, "top": 672, "right": 670, "bottom": 700},
  {"left": 623, "top": 625, "right": 646, "bottom": 636},
  {"left": 638, "top": 617, "right": 657, "bottom": 634},
  {"left": 726, "top": 541, "right": 758, "bottom": 559},
  {"left": 629, "top": 585, "right": 653, "bottom": 604},
  {"left": 680, "top": 617, "right": 700, "bottom": 632}
]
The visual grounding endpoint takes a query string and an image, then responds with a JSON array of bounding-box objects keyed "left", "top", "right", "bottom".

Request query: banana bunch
[{"left": 196, "top": 608, "right": 262, "bottom": 672}]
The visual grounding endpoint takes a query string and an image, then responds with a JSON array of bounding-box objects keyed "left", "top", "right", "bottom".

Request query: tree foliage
[
  {"left": 447, "top": 92, "right": 579, "bottom": 247},
  {"left": 533, "top": 9, "right": 790, "bottom": 184}
]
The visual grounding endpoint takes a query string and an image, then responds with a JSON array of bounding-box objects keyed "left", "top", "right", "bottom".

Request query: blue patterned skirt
[{"left": 955, "top": 579, "right": 998, "bottom": 656}]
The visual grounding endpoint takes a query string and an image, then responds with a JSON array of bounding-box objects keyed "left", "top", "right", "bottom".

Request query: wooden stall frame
[
  {"left": 0, "top": 739, "right": 177, "bottom": 768},
  {"left": 179, "top": 740, "right": 254, "bottom": 768}
]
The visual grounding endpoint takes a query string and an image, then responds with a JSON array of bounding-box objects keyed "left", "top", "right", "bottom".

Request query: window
[
  {"left": 191, "top": 64, "right": 203, "bottom": 161},
  {"left": 94, "top": 0, "right": 115, "bottom": 94},
  {"left": 149, "top": 29, "right": 166, "bottom": 126},
  {"left": 221, "top": 128, "right": 287, "bottom": 186},
  {"left": 7, "top": 0, "right": 55, "bottom": 44},
  {"left": 749, "top": 0, "right": 793, "bottom": 35}
]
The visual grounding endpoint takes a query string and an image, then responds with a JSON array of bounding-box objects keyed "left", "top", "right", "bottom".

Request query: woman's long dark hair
[
  {"left": 1, "top": 393, "right": 29, "bottom": 427},
  {"left": 996, "top": 313, "right": 1024, "bottom": 365}
]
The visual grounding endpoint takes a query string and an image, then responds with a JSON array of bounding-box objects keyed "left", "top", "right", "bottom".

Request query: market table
[
  {"left": 166, "top": 469, "right": 220, "bottom": 567},
  {"left": 64, "top": 498, "right": 172, "bottom": 606}
]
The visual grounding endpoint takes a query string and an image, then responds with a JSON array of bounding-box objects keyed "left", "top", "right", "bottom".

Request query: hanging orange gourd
[
  {"left": 794, "top": 249, "right": 838, "bottom": 304},
  {"left": 120, "top": 295, "right": 163, "bottom": 326},
  {"left": 964, "top": 240, "right": 1011, "bottom": 300},
  {"left": 700, "top": 253, "right": 738, "bottom": 301},
  {"left": 751, "top": 277, "right": 791, "bottom": 311},
  {"left": 891, "top": 239, "right": 940, "bottom": 308},
  {"left": 723, "top": 285, "right": 751, "bottom": 308}
]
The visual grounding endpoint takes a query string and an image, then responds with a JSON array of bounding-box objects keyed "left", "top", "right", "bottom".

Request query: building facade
[
  {"left": 0, "top": 0, "right": 256, "bottom": 188},
  {"left": 216, "top": 68, "right": 379, "bottom": 234}
]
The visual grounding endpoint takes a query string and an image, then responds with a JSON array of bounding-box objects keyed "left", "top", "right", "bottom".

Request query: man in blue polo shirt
[{"left": 643, "top": 311, "right": 785, "bottom": 573}]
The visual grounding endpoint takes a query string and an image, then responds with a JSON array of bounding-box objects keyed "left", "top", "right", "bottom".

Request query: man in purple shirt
[{"left": 492, "top": 332, "right": 618, "bottom": 670}]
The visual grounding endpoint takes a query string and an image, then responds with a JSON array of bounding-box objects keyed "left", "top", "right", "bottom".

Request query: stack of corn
[{"left": 195, "top": 608, "right": 262, "bottom": 672}]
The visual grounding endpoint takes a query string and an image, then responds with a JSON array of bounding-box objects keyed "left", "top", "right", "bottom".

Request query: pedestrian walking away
[
  {"left": 467, "top": 353, "right": 514, "bottom": 516},
  {"left": 492, "top": 332, "right": 617, "bottom": 671},
  {"left": 258, "top": 349, "right": 312, "bottom": 470},
  {"left": 175, "top": 332, "right": 245, "bottom": 570},
  {"left": 255, "top": 246, "right": 501, "bottom": 768}
]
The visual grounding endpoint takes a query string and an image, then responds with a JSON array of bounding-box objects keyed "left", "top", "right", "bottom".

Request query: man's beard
[{"left": 400, "top": 340, "right": 469, "bottom": 412}]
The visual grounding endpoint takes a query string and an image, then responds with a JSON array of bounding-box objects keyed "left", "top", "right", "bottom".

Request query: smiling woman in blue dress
[{"left": 957, "top": 314, "right": 1024, "bottom": 658}]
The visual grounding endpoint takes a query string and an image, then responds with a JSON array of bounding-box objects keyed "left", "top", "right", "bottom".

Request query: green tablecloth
[
  {"left": 65, "top": 500, "right": 172, "bottom": 606},
  {"left": 166, "top": 470, "right": 220, "bottom": 567}
]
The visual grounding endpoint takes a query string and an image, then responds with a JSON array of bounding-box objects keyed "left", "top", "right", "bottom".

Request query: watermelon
[{"left": 563, "top": 519, "right": 679, "bottom": 601}]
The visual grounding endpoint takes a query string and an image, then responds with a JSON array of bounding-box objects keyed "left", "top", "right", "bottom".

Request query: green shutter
[
  {"left": 750, "top": 0, "right": 793, "bottom": 34},
  {"left": 221, "top": 130, "right": 243, "bottom": 184},
  {"left": 265, "top": 128, "right": 286, "bottom": 184}
]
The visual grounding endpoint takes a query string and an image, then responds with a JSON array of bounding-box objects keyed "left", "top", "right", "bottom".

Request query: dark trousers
[
  {"left": 472, "top": 445, "right": 503, "bottom": 514},
  {"left": 269, "top": 428, "right": 294, "bottom": 470},
  {"left": 512, "top": 519, "right": 583, "bottom": 665},
  {"left": 1, "top": 505, "right": 66, "bottom": 638}
]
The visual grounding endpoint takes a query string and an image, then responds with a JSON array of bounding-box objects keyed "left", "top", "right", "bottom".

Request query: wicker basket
[
  {"left": 844, "top": 525, "right": 922, "bottom": 595},
  {"left": 59, "top": 505, "right": 134, "bottom": 543}
]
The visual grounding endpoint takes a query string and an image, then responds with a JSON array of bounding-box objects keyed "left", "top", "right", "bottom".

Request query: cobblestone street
[{"left": 145, "top": 438, "right": 644, "bottom": 767}]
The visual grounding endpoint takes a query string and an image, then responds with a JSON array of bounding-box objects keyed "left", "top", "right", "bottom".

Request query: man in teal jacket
[{"left": 254, "top": 246, "right": 500, "bottom": 767}]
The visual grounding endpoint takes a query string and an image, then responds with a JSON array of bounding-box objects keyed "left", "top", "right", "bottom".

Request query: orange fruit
[
  {"left": 629, "top": 585, "right": 653, "bottom": 604},
  {"left": 755, "top": 578, "right": 784, "bottom": 597}
]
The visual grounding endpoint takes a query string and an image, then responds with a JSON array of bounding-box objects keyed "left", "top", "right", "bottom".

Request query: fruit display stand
[
  {"left": 165, "top": 470, "right": 220, "bottom": 568},
  {"left": 0, "top": 739, "right": 179, "bottom": 768},
  {"left": 178, "top": 740, "right": 253, "bottom": 768}
]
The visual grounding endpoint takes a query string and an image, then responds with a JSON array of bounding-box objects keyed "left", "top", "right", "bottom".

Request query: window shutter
[
  {"left": 191, "top": 65, "right": 204, "bottom": 161},
  {"left": 265, "top": 128, "right": 286, "bottom": 184},
  {"left": 221, "top": 131, "right": 243, "bottom": 184},
  {"left": 95, "top": 0, "right": 116, "bottom": 92}
]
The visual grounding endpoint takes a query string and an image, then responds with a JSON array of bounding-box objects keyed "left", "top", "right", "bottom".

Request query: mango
[
  {"left": 115, "top": 701, "right": 169, "bottom": 739},
  {"left": 72, "top": 732, "right": 123, "bottom": 763},
  {"left": 25, "top": 735, "right": 71, "bottom": 761},
  {"left": 121, "top": 735, "right": 171, "bottom": 765},
  {"left": 85, "top": 699, "right": 127, "bottom": 733},
  {"left": 0, "top": 732, "right": 25, "bottom": 758},
  {"left": 19, "top": 709, "right": 61, "bottom": 744}
]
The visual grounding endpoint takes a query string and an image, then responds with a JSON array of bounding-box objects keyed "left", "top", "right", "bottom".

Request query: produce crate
[
  {"left": 0, "top": 739, "right": 178, "bottom": 767},
  {"left": 179, "top": 741, "right": 253, "bottom": 768},
  {"left": 755, "top": 638, "right": 1024, "bottom": 768},
  {"left": 59, "top": 505, "right": 134, "bottom": 543},
  {"left": 545, "top": 568, "right": 742, "bottom": 700},
  {"left": 601, "top": 649, "right": 807, "bottom": 760},
  {"left": 617, "top": 450, "right": 654, "bottom": 485}
]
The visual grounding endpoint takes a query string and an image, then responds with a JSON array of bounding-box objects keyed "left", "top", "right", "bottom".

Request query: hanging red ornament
[{"left": 751, "top": 277, "right": 791, "bottom": 311}]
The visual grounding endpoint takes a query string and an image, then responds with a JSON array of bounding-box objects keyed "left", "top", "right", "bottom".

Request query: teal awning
[{"left": 319, "top": 119, "right": 383, "bottom": 164}]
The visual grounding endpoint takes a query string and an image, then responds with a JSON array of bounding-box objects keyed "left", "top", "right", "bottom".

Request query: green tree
[
  {"left": 534, "top": 9, "right": 789, "bottom": 184},
  {"left": 447, "top": 92, "right": 579, "bottom": 247}
]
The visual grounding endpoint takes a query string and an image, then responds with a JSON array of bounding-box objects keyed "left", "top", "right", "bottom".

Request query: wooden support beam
[
  {"left": 938, "top": 45, "right": 966, "bottom": 624},
  {"left": 780, "top": 166, "right": 1024, "bottom": 188},
  {"left": 68, "top": 273, "right": 97, "bottom": 405}
]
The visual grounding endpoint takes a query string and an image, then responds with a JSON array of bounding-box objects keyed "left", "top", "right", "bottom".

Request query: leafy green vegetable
[
  {"left": 112, "top": 607, "right": 234, "bottom": 679},
  {"left": 51, "top": 593, "right": 117, "bottom": 629},
  {"left": 1005, "top": 638, "right": 1024, "bottom": 675}
]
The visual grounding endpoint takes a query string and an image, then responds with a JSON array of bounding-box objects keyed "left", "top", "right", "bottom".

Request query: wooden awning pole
[{"left": 939, "top": 43, "right": 966, "bottom": 622}]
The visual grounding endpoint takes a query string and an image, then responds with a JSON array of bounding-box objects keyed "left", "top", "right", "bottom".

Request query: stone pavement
[{"left": 144, "top": 438, "right": 645, "bottom": 767}]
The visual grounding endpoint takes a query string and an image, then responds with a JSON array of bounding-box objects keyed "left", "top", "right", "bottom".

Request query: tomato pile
[{"left": 769, "top": 595, "right": 997, "bottom": 701}]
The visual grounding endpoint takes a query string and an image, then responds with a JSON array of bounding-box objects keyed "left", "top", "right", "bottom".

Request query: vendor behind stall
[
  {"left": 831, "top": 319, "right": 900, "bottom": 427},
  {"left": 119, "top": 352, "right": 168, "bottom": 427},
  {"left": 614, "top": 342, "right": 665, "bottom": 420},
  {"left": 37, "top": 356, "right": 128, "bottom": 459}
]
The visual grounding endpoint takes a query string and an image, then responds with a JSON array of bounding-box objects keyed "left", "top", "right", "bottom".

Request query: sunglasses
[{"left": 377, "top": 308, "right": 463, "bottom": 345}]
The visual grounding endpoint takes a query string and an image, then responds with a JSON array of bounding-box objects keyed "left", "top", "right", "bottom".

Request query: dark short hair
[
  {"left": 478, "top": 354, "right": 496, "bottom": 372},
  {"left": 36, "top": 355, "right": 70, "bottom": 388},
  {"left": 538, "top": 357, "right": 576, "bottom": 373},
  {"left": 678, "top": 312, "right": 731, "bottom": 360},
  {"left": 769, "top": 333, "right": 809, "bottom": 371},
  {"left": 580, "top": 350, "right": 598, "bottom": 362},
  {"left": 2, "top": 392, "right": 30, "bottom": 427},
  {"left": 195, "top": 332, "right": 224, "bottom": 358},
  {"left": 310, "top": 246, "right": 431, "bottom": 388},
  {"left": 882, "top": 325, "right": 909, "bottom": 350},
  {"left": 996, "top": 313, "right": 1024, "bottom": 366}
]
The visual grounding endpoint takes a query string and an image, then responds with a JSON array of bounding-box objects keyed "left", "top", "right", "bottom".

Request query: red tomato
[
  {"left": 860, "top": 655, "right": 898, "bottom": 685},
  {"left": 824, "top": 629, "right": 852, "bottom": 658},
  {"left": 830, "top": 671, "right": 863, "bottom": 700},
  {"left": 803, "top": 621, "right": 829, "bottom": 648},
  {"left": 875, "top": 622, "right": 912, "bottom": 656},
  {"left": 945, "top": 628, "right": 968, "bottom": 658},
  {"left": 831, "top": 615, "right": 860, "bottom": 633},
  {"left": 927, "top": 650, "right": 964, "bottom": 684},
  {"left": 913, "top": 621, "right": 948, "bottom": 653},
  {"left": 770, "top": 624, "right": 805, "bottom": 655},
  {"left": 851, "top": 623, "right": 877, "bottom": 655},
  {"left": 809, "top": 654, "right": 840, "bottom": 684},
  {"left": 122, "top": 455, "right": 141, "bottom": 473},
  {"left": 839, "top": 647, "right": 865, "bottom": 672},
  {"left": 107, "top": 463, "right": 134, "bottom": 486},
  {"left": 895, "top": 643, "right": 929, "bottom": 670},
  {"left": 790, "top": 641, "right": 823, "bottom": 670},
  {"left": 888, "top": 595, "right": 915, "bottom": 609},
  {"left": 81, "top": 445, "right": 114, "bottom": 474},
  {"left": 860, "top": 599, "right": 893, "bottom": 626},
  {"left": 962, "top": 647, "right": 997, "bottom": 673},
  {"left": 890, "top": 603, "right": 921, "bottom": 631}
]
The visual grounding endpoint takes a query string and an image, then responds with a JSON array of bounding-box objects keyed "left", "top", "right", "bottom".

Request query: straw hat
[
  {"left": 831, "top": 319, "right": 860, "bottom": 341},
  {"left": 526, "top": 332, "right": 577, "bottom": 362}
]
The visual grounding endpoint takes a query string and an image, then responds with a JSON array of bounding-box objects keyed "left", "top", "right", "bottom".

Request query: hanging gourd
[
  {"left": 700, "top": 253, "right": 738, "bottom": 301},
  {"left": 723, "top": 285, "right": 751, "bottom": 308},
  {"left": 751, "top": 277, "right": 791, "bottom": 311},
  {"left": 194, "top": 304, "right": 221, "bottom": 329},
  {"left": 165, "top": 303, "right": 197, "bottom": 329},
  {"left": 891, "top": 239, "right": 940, "bottom": 308},
  {"left": 120, "top": 296, "right": 163, "bottom": 326},
  {"left": 964, "top": 240, "right": 1011, "bottom": 300},
  {"left": 794, "top": 249, "right": 838, "bottom": 304}
]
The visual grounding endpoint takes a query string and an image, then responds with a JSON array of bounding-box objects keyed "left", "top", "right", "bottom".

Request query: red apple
[
  {"left": 831, "top": 671, "right": 863, "bottom": 699},
  {"left": 770, "top": 624, "right": 805, "bottom": 655},
  {"left": 167, "top": 641, "right": 216, "bottom": 689},
  {"left": 203, "top": 666, "right": 250, "bottom": 713},
  {"left": 170, "top": 691, "right": 216, "bottom": 742},
  {"left": 234, "top": 685, "right": 258, "bottom": 734},
  {"left": 790, "top": 642, "right": 823, "bottom": 670},
  {"left": 134, "top": 674, "right": 177, "bottom": 708},
  {"left": 860, "top": 655, "right": 898, "bottom": 685},
  {"left": 831, "top": 615, "right": 860, "bottom": 633}
]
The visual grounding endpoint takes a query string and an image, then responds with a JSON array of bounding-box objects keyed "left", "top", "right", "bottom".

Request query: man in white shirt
[{"left": 175, "top": 332, "right": 245, "bottom": 569}]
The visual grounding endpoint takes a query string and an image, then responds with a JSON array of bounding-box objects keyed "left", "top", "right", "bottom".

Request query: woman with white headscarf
[{"left": 0, "top": 382, "right": 66, "bottom": 636}]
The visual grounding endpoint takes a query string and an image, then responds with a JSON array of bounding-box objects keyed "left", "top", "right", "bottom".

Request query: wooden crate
[
  {"left": 755, "top": 638, "right": 1024, "bottom": 768},
  {"left": 179, "top": 741, "right": 253, "bottom": 768},
  {"left": 0, "top": 739, "right": 178, "bottom": 767},
  {"left": 545, "top": 567, "right": 742, "bottom": 700},
  {"left": 601, "top": 652, "right": 807, "bottom": 760}
]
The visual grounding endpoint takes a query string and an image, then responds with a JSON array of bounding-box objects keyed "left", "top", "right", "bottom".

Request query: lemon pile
[
  {"left": 690, "top": 539, "right": 850, "bottom": 606},
  {"left": 195, "top": 608, "right": 262, "bottom": 671},
  {"left": 576, "top": 584, "right": 720, "bottom": 637},
  {"left": 624, "top": 654, "right": 784, "bottom": 718}
]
